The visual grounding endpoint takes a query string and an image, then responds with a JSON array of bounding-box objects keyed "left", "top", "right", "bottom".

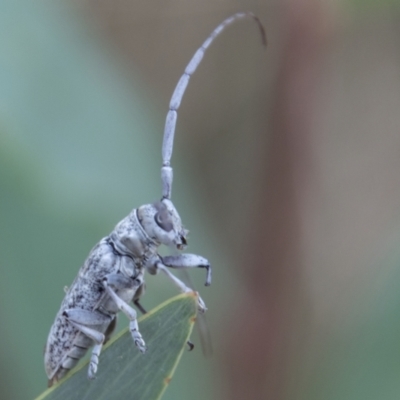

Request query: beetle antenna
[{"left": 161, "top": 12, "right": 266, "bottom": 199}]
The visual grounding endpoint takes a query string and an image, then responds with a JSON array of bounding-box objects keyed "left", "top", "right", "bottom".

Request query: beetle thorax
[{"left": 109, "top": 209, "right": 158, "bottom": 259}]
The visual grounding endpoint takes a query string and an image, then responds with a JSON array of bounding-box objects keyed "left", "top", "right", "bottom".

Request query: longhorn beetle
[{"left": 44, "top": 12, "right": 266, "bottom": 386}]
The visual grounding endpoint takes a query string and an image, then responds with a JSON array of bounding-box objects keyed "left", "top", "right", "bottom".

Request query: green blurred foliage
[{"left": 288, "top": 244, "right": 400, "bottom": 400}]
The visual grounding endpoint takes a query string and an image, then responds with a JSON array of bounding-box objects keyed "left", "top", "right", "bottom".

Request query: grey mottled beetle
[{"left": 44, "top": 12, "right": 266, "bottom": 386}]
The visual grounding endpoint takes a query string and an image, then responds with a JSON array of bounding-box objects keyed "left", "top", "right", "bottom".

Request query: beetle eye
[{"left": 154, "top": 209, "right": 173, "bottom": 232}]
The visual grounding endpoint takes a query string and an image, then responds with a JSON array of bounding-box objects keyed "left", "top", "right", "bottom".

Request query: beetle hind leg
[
  {"left": 64, "top": 308, "right": 110, "bottom": 380},
  {"left": 88, "top": 343, "right": 103, "bottom": 379}
]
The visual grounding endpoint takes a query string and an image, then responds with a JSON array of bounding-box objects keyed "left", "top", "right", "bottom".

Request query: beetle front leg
[
  {"left": 156, "top": 261, "right": 207, "bottom": 313},
  {"left": 102, "top": 275, "right": 147, "bottom": 353},
  {"left": 161, "top": 254, "right": 212, "bottom": 286}
]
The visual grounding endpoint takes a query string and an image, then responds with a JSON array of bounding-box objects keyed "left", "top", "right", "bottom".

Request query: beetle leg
[
  {"left": 63, "top": 309, "right": 110, "bottom": 379},
  {"left": 63, "top": 308, "right": 111, "bottom": 327},
  {"left": 156, "top": 262, "right": 207, "bottom": 313},
  {"left": 87, "top": 343, "right": 102, "bottom": 379},
  {"left": 161, "top": 254, "right": 212, "bottom": 286},
  {"left": 103, "top": 275, "right": 147, "bottom": 353},
  {"left": 133, "top": 299, "right": 148, "bottom": 314},
  {"left": 132, "top": 282, "right": 147, "bottom": 314}
]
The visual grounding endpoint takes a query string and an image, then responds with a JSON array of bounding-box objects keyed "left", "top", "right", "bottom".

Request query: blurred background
[{"left": 1, "top": 0, "right": 400, "bottom": 399}]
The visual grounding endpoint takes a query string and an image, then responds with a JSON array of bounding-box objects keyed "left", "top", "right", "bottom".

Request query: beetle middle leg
[
  {"left": 102, "top": 274, "right": 147, "bottom": 353},
  {"left": 132, "top": 282, "right": 147, "bottom": 314}
]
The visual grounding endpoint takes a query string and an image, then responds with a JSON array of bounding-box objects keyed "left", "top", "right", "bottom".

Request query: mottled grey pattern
[{"left": 44, "top": 200, "right": 211, "bottom": 386}]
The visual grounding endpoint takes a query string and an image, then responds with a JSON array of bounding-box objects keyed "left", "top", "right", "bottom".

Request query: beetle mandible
[{"left": 44, "top": 11, "right": 266, "bottom": 386}]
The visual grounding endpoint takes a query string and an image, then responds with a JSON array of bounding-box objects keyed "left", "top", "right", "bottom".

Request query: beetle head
[{"left": 137, "top": 199, "right": 188, "bottom": 250}]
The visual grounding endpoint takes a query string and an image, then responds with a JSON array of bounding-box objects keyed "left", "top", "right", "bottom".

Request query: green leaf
[{"left": 35, "top": 293, "right": 198, "bottom": 400}]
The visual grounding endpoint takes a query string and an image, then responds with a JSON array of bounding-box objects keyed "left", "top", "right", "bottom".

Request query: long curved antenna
[{"left": 161, "top": 12, "right": 267, "bottom": 199}]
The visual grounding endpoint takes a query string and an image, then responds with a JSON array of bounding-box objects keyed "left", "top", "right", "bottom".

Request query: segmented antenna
[{"left": 161, "top": 12, "right": 267, "bottom": 199}]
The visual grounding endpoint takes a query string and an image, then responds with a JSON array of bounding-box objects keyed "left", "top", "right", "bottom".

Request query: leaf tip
[{"left": 186, "top": 290, "right": 199, "bottom": 301}]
